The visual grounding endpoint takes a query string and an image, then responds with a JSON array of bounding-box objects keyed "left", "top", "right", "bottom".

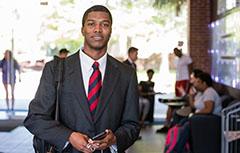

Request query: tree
[{"left": 153, "top": 0, "right": 187, "bottom": 16}]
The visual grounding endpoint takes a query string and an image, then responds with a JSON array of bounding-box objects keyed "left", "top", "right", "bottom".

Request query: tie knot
[{"left": 92, "top": 61, "right": 99, "bottom": 70}]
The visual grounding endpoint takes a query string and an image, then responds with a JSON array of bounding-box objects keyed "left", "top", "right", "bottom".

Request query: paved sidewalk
[
  {"left": 0, "top": 126, "right": 34, "bottom": 153},
  {"left": 0, "top": 99, "right": 29, "bottom": 120}
]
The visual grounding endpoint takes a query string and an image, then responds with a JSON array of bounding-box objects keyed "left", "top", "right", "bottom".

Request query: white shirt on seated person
[{"left": 194, "top": 87, "right": 221, "bottom": 116}]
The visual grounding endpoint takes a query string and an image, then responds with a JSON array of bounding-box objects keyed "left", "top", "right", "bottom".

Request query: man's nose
[{"left": 94, "top": 24, "right": 102, "bottom": 33}]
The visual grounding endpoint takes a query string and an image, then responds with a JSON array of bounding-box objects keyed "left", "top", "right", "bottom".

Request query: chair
[
  {"left": 189, "top": 94, "right": 234, "bottom": 153},
  {"left": 189, "top": 114, "right": 221, "bottom": 153}
]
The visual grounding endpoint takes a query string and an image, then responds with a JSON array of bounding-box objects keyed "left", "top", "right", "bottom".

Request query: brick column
[{"left": 188, "top": 0, "right": 211, "bottom": 73}]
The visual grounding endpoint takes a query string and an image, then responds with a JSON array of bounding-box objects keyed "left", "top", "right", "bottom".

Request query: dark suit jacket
[
  {"left": 24, "top": 51, "right": 140, "bottom": 153},
  {"left": 123, "top": 59, "right": 136, "bottom": 70}
]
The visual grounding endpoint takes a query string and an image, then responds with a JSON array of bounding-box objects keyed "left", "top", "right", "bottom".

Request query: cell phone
[{"left": 92, "top": 131, "right": 107, "bottom": 140}]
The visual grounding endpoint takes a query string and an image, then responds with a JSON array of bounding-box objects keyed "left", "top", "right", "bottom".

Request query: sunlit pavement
[{"left": 0, "top": 127, "right": 34, "bottom": 153}]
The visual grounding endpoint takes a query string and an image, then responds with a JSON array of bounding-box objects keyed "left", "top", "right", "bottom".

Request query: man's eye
[
  {"left": 102, "top": 23, "right": 110, "bottom": 27},
  {"left": 87, "top": 23, "right": 94, "bottom": 26}
]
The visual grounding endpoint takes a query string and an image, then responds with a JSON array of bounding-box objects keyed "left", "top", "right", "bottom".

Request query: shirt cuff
[
  {"left": 110, "top": 144, "right": 118, "bottom": 153},
  {"left": 63, "top": 141, "right": 69, "bottom": 149}
]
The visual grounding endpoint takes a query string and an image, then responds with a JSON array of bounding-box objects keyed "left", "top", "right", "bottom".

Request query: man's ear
[{"left": 81, "top": 27, "right": 84, "bottom": 36}]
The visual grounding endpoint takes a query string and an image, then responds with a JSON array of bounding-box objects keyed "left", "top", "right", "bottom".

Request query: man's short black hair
[
  {"left": 128, "top": 47, "right": 138, "bottom": 54},
  {"left": 59, "top": 48, "right": 69, "bottom": 54},
  {"left": 173, "top": 47, "right": 181, "bottom": 52},
  {"left": 82, "top": 5, "right": 112, "bottom": 27},
  {"left": 147, "top": 69, "right": 154, "bottom": 74}
]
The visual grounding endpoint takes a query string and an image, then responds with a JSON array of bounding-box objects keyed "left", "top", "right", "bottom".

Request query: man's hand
[
  {"left": 69, "top": 132, "right": 93, "bottom": 153},
  {"left": 90, "top": 129, "right": 117, "bottom": 151}
]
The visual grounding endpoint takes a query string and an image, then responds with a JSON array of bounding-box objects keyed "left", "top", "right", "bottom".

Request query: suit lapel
[
  {"left": 94, "top": 56, "right": 120, "bottom": 122},
  {"left": 66, "top": 52, "right": 93, "bottom": 123}
]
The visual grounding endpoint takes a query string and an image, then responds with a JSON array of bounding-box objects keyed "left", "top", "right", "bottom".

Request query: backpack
[{"left": 164, "top": 119, "right": 191, "bottom": 153}]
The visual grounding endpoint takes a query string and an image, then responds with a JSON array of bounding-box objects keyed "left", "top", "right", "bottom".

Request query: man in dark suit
[
  {"left": 123, "top": 47, "right": 138, "bottom": 70},
  {"left": 24, "top": 5, "right": 140, "bottom": 153}
]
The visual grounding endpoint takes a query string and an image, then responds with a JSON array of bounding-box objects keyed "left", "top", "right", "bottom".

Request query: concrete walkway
[{"left": 0, "top": 126, "right": 34, "bottom": 153}]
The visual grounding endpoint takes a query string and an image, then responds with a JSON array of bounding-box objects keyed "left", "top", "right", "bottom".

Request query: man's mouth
[{"left": 92, "top": 36, "right": 103, "bottom": 41}]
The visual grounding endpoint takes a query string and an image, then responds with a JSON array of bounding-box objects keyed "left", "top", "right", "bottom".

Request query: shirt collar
[
  {"left": 80, "top": 49, "right": 107, "bottom": 72},
  {"left": 127, "top": 58, "right": 134, "bottom": 64}
]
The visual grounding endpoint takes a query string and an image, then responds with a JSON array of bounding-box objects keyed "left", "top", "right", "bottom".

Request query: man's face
[
  {"left": 147, "top": 72, "right": 153, "bottom": 80},
  {"left": 81, "top": 11, "right": 112, "bottom": 51},
  {"left": 174, "top": 49, "right": 182, "bottom": 57},
  {"left": 130, "top": 50, "right": 138, "bottom": 62},
  {"left": 59, "top": 52, "right": 68, "bottom": 58}
]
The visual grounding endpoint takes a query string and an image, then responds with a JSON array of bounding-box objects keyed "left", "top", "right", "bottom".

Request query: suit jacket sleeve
[
  {"left": 24, "top": 61, "right": 72, "bottom": 152},
  {"left": 114, "top": 68, "right": 140, "bottom": 152}
]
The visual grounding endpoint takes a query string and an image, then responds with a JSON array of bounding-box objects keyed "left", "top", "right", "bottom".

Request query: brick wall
[{"left": 188, "top": 0, "right": 211, "bottom": 73}]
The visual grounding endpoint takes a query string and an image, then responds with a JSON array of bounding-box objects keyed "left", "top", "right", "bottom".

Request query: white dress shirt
[{"left": 80, "top": 50, "right": 106, "bottom": 94}]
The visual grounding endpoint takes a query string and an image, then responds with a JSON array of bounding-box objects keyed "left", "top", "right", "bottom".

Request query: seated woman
[
  {"left": 139, "top": 69, "right": 155, "bottom": 123},
  {"left": 174, "top": 71, "right": 222, "bottom": 124},
  {"left": 189, "top": 72, "right": 221, "bottom": 116}
]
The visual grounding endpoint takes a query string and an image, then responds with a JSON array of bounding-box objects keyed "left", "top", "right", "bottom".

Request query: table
[{"left": 158, "top": 93, "right": 186, "bottom": 107}]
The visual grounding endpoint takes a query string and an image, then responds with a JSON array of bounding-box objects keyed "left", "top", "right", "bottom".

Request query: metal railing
[{"left": 222, "top": 101, "right": 240, "bottom": 153}]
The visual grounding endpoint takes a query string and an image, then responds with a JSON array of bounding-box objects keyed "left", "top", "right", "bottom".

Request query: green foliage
[
  {"left": 60, "top": 0, "right": 74, "bottom": 5},
  {"left": 153, "top": 0, "right": 187, "bottom": 16},
  {"left": 47, "top": 24, "right": 58, "bottom": 30},
  {"left": 120, "top": 0, "right": 153, "bottom": 9},
  {"left": 48, "top": 11, "right": 61, "bottom": 19},
  {"left": 152, "top": 16, "right": 165, "bottom": 26},
  {"left": 55, "top": 38, "right": 83, "bottom": 53},
  {"left": 121, "top": 0, "right": 133, "bottom": 9},
  {"left": 153, "top": 0, "right": 186, "bottom": 8},
  {"left": 153, "top": 0, "right": 169, "bottom": 7},
  {"left": 43, "top": 37, "right": 83, "bottom": 56}
]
